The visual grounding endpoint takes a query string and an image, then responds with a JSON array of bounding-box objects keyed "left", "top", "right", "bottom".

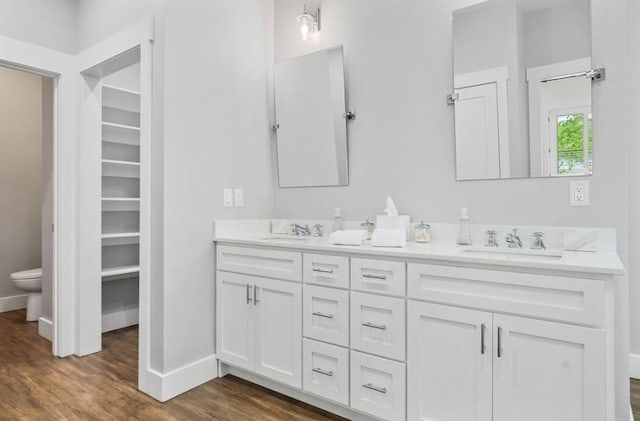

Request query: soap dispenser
[
  {"left": 333, "top": 207, "right": 344, "bottom": 232},
  {"left": 456, "top": 208, "right": 472, "bottom": 245}
]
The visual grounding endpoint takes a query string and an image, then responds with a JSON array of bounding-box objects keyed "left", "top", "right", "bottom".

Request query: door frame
[
  {"left": 0, "top": 35, "right": 77, "bottom": 357},
  {"left": 75, "top": 19, "right": 155, "bottom": 391}
]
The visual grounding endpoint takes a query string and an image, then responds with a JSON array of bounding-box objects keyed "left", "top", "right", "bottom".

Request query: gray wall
[
  {"left": 627, "top": 0, "right": 640, "bottom": 355},
  {"left": 0, "top": 66, "right": 43, "bottom": 299},
  {"left": 158, "top": 0, "right": 275, "bottom": 373},
  {"left": 272, "top": 0, "right": 627, "bottom": 243},
  {"left": 0, "top": 0, "right": 76, "bottom": 53}
]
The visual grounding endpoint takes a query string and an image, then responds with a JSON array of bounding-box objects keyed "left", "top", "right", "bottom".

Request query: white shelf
[
  {"left": 102, "top": 197, "right": 140, "bottom": 212},
  {"left": 101, "top": 265, "right": 140, "bottom": 278},
  {"left": 101, "top": 232, "right": 140, "bottom": 239},
  {"left": 102, "top": 159, "right": 140, "bottom": 178},
  {"left": 102, "top": 122, "right": 140, "bottom": 146},
  {"left": 102, "top": 84, "right": 140, "bottom": 114}
]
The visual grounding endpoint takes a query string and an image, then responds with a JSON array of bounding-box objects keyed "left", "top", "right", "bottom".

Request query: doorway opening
[{"left": 0, "top": 64, "right": 55, "bottom": 345}]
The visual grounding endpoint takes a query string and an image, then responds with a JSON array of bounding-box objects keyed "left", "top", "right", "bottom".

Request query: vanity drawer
[
  {"left": 350, "top": 350, "right": 406, "bottom": 421},
  {"left": 408, "top": 263, "right": 605, "bottom": 327},
  {"left": 217, "top": 245, "right": 302, "bottom": 282},
  {"left": 303, "top": 285, "right": 349, "bottom": 347},
  {"left": 350, "top": 292, "right": 406, "bottom": 361},
  {"left": 351, "top": 258, "right": 406, "bottom": 297},
  {"left": 303, "top": 253, "right": 349, "bottom": 289},
  {"left": 303, "top": 339, "right": 349, "bottom": 406}
]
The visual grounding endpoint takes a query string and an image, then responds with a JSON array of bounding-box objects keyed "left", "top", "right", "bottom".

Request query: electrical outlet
[
  {"left": 234, "top": 189, "right": 244, "bottom": 207},
  {"left": 570, "top": 180, "right": 590, "bottom": 207},
  {"left": 223, "top": 189, "right": 233, "bottom": 207}
]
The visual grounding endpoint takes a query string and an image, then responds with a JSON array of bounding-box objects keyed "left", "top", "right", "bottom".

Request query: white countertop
[{"left": 214, "top": 233, "right": 625, "bottom": 277}]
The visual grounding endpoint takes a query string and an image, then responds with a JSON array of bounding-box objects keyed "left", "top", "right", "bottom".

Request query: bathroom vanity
[{"left": 214, "top": 220, "right": 624, "bottom": 421}]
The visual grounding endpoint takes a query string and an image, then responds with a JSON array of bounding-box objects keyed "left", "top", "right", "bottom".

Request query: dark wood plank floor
[
  {"left": 0, "top": 309, "right": 345, "bottom": 420},
  {"left": 632, "top": 378, "right": 640, "bottom": 419}
]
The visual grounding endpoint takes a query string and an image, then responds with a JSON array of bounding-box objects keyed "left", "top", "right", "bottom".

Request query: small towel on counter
[
  {"left": 371, "top": 229, "right": 406, "bottom": 248},
  {"left": 329, "top": 230, "right": 367, "bottom": 246}
]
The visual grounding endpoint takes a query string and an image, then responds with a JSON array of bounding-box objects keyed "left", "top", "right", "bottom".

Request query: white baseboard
[
  {"left": 0, "top": 294, "right": 27, "bottom": 313},
  {"left": 139, "top": 354, "right": 218, "bottom": 402},
  {"left": 222, "top": 364, "right": 375, "bottom": 421},
  {"left": 630, "top": 353, "right": 640, "bottom": 380},
  {"left": 102, "top": 308, "right": 139, "bottom": 333},
  {"left": 38, "top": 317, "right": 53, "bottom": 341}
]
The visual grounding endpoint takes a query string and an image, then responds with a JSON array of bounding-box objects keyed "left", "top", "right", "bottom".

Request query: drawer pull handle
[
  {"left": 497, "top": 326, "right": 503, "bottom": 358},
  {"left": 362, "top": 273, "right": 387, "bottom": 280},
  {"left": 363, "top": 383, "right": 387, "bottom": 394},
  {"left": 312, "top": 367, "right": 334, "bottom": 377},
  {"left": 313, "top": 268, "right": 335, "bottom": 274},
  {"left": 312, "top": 311, "right": 334, "bottom": 319},
  {"left": 362, "top": 321, "right": 387, "bottom": 330},
  {"left": 480, "top": 323, "right": 486, "bottom": 355}
]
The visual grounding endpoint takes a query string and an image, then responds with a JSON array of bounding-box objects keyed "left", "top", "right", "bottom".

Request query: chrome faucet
[
  {"left": 485, "top": 230, "right": 499, "bottom": 247},
  {"left": 291, "top": 223, "right": 311, "bottom": 237},
  {"left": 531, "top": 232, "right": 546, "bottom": 250},
  {"left": 505, "top": 228, "right": 522, "bottom": 249},
  {"left": 312, "top": 224, "right": 324, "bottom": 237}
]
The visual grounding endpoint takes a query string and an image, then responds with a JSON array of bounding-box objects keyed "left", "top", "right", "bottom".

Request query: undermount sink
[
  {"left": 260, "top": 235, "right": 310, "bottom": 241},
  {"left": 458, "top": 246, "right": 564, "bottom": 261}
]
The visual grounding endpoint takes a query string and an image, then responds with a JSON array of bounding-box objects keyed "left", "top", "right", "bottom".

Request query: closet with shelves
[{"left": 99, "top": 64, "right": 141, "bottom": 334}]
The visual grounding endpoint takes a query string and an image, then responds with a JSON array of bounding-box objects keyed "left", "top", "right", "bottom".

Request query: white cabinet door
[
  {"left": 255, "top": 278, "right": 303, "bottom": 388},
  {"left": 216, "top": 272, "right": 255, "bottom": 371},
  {"left": 493, "top": 314, "right": 606, "bottom": 421},
  {"left": 454, "top": 82, "right": 502, "bottom": 180},
  {"left": 407, "top": 301, "right": 493, "bottom": 421}
]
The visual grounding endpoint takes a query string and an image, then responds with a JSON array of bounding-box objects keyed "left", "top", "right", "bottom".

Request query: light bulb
[{"left": 300, "top": 19, "right": 311, "bottom": 42}]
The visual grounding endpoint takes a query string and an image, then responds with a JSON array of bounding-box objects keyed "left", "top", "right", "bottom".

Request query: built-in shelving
[
  {"left": 101, "top": 265, "right": 140, "bottom": 278},
  {"left": 100, "top": 76, "right": 142, "bottom": 334},
  {"left": 102, "top": 159, "right": 140, "bottom": 178}
]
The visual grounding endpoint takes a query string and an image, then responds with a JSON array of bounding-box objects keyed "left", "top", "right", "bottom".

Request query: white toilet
[{"left": 10, "top": 268, "right": 42, "bottom": 321}]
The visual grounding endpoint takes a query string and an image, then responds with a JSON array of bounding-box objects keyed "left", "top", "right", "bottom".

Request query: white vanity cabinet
[
  {"left": 215, "top": 240, "right": 618, "bottom": 421},
  {"left": 216, "top": 247, "right": 303, "bottom": 388},
  {"left": 407, "top": 263, "right": 608, "bottom": 421}
]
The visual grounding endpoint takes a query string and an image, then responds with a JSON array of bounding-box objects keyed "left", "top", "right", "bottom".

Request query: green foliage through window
[{"left": 557, "top": 113, "right": 592, "bottom": 175}]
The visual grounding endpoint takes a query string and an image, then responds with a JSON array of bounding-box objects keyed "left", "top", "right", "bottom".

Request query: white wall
[
  {"left": 273, "top": 0, "right": 629, "bottom": 417},
  {"left": 627, "top": 0, "right": 640, "bottom": 357},
  {"left": 159, "top": 0, "right": 274, "bottom": 372},
  {"left": 0, "top": 66, "right": 43, "bottom": 299},
  {"left": 0, "top": 0, "right": 76, "bottom": 53},
  {"left": 75, "top": 0, "right": 160, "bottom": 52}
]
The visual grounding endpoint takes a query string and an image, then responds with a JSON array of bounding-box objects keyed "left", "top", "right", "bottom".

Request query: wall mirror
[
  {"left": 452, "top": 0, "right": 597, "bottom": 180},
  {"left": 274, "top": 46, "right": 349, "bottom": 187}
]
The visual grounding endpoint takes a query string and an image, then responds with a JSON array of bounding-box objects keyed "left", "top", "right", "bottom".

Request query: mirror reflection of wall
[
  {"left": 452, "top": 0, "right": 592, "bottom": 180},
  {"left": 274, "top": 46, "right": 349, "bottom": 188}
]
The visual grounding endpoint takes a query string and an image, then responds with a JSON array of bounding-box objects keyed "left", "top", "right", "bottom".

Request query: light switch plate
[
  {"left": 234, "top": 189, "right": 244, "bottom": 207},
  {"left": 223, "top": 189, "right": 233, "bottom": 207},
  {"left": 570, "top": 180, "right": 590, "bottom": 207}
]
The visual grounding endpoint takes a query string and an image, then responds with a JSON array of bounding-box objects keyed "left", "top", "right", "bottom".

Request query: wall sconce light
[{"left": 297, "top": 4, "right": 320, "bottom": 42}]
